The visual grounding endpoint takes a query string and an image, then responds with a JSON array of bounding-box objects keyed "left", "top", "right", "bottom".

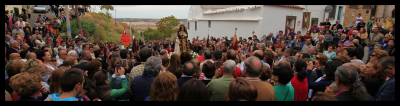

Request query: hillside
[{"left": 81, "top": 12, "right": 142, "bottom": 43}]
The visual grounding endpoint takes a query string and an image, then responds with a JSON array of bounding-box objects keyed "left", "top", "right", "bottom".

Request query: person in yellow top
[
  {"left": 383, "top": 16, "right": 394, "bottom": 30},
  {"left": 357, "top": 27, "right": 368, "bottom": 45}
]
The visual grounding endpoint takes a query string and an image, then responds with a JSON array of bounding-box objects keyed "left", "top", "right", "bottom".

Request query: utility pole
[
  {"left": 65, "top": 5, "right": 71, "bottom": 38},
  {"left": 107, "top": 7, "right": 109, "bottom": 42},
  {"left": 130, "top": 19, "right": 132, "bottom": 39}
]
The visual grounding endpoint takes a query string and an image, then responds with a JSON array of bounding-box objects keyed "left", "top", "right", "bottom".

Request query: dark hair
[
  {"left": 75, "top": 39, "right": 81, "bottom": 43},
  {"left": 59, "top": 68, "right": 84, "bottom": 92},
  {"left": 328, "top": 44, "right": 336, "bottom": 50},
  {"left": 139, "top": 47, "right": 152, "bottom": 62},
  {"left": 294, "top": 59, "right": 307, "bottom": 81},
  {"left": 263, "top": 50, "right": 274, "bottom": 66},
  {"left": 253, "top": 53, "right": 264, "bottom": 61},
  {"left": 228, "top": 46, "right": 235, "bottom": 50},
  {"left": 204, "top": 50, "right": 212, "bottom": 59},
  {"left": 67, "top": 44, "right": 73, "bottom": 49},
  {"left": 272, "top": 63, "right": 294, "bottom": 84},
  {"left": 345, "top": 48, "right": 357, "bottom": 58},
  {"left": 302, "top": 53, "right": 310, "bottom": 59},
  {"left": 162, "top": 57, "right": 169, "bottom": 67},
  {"left": 177, "top": 79, "right": 210, "bottom": 101},
  {"left": 182, "top": 61, "right": 195, "bottom": 76},
  {"left": 202, "top": 61, "right": 215, "bottom": 79},
  {"left": 180, "top": 52, "right": 191, "bottom": 65},
  {"left": 120, "top": 49, "right": 129, "bottom": 59},
  {"left": 377, "top": 56, "right": 395, "bottom": 71},
  {"left": 112, "top": 47, "right": 119, "bottom": 51},
  {"left": 212, "top": 50, "right": 222, "bottom": 61},
  {"left": 86, "top": 59, "right": 101, "bottom": 80},
  {"left": 20, "top": 49, "right": 29, "bottom": 59},
  {"left": 323, "top": 61, "right": 342, "bottom": 81},
  {"left": 36, "top": 50, "right": 49, "bottom": 61},
  {"left": 82, "top": 44, "right": 88, "bottom": 49},
  {"left": 227, "top": 49, "right": 236, "bottom": 60},
  {"left": 94, "top": 49, "right": 102, "bottom": 58}
]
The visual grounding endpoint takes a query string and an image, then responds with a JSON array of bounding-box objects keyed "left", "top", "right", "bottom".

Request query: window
[
  {"left": 349, "top": 5, "right": 358, "bottom": 9},
  {"left": 195, "top": 21, "right": 197, "bottom": 31},
  {"left": 188, "top": 22, "right": 190, "bottom": 30},
  {"left": 208, "top": 21, "right": 211, "bottom": 28},
  {"left": 328, "top": 5, "right": 337, "bottom": 19},
  {"left": 363, "top": 5, "right": 372, "bottom": 9}
]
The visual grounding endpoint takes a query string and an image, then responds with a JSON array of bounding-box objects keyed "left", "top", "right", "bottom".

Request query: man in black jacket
[{"left": 331, "top": 20, "right": 343, "bottom": 30}]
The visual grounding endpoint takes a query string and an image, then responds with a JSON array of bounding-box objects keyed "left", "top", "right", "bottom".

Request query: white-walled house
[{"left": 187, "top": 5, "right": 346, "bottom": 40}]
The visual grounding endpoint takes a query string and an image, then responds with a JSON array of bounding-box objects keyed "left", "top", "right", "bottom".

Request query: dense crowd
[{"left": 4, "top": 10, "right": 395, "bottom": 101}]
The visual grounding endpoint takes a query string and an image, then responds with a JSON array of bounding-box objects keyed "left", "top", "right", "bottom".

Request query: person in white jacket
[{"left": 35, "top": 35, "right": 46, "bottom": 49}]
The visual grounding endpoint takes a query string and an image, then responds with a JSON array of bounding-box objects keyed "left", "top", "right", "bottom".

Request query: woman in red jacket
[
  {"left": 167, "top": 44, "right": 173, "bottom": 54},
  {"left": 290, "top": 59, "right": 308, "bottom": 101}
]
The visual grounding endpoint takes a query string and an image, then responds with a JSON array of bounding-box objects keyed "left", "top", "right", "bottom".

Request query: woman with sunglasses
[
  {"left": 66, "top": 36, "right": 71, "bottom": 44},
  {"left": 368, "top": 49, "right": 388, "bottom": 63},
  {"left": 378, "top": 34, "right": 393, "bottom": 48}
]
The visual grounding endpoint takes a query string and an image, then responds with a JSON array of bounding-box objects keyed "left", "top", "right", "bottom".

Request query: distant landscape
[{"left": 115, "top": 18, "right": 188, "bottom": 30}]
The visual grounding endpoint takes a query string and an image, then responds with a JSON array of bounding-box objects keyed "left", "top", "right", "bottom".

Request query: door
[
  {"left": 311, "top": 18, "right": 319, "bottom": 27},
  {"left": 337, "top": 6, "right": 342, "bottom": 23},
  {"left": 371, "top": 5, "right": 377, "bottom": 18},
  {"left": 285, "top": 16, "right": 297, "bottom": 30}
]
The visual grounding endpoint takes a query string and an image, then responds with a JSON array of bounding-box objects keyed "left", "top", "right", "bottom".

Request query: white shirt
[
  {"left": 356, "top": 17, "right": 363, "bottom": 24},
  {"left": 199, "top": 59, "right": 214, "bottom": 70}
]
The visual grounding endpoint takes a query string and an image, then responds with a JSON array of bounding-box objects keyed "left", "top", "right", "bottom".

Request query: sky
[{"left": 90, "top": 5, "right": 191, "bottom": 19}]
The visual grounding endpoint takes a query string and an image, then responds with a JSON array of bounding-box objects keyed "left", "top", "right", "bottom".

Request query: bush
[{"left": 60, "top": 18, "right": 97, "bottom": 39}]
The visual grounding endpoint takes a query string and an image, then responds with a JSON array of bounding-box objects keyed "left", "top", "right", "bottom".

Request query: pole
[
  {"left": 130, "top": 19, "right": 132, "bottom": 39},
  {"left": 65, "top": 5, "right": 71, "bottom": 38},
  {"left": 107, "top": 7, "right": 109, "bottom": 42}
]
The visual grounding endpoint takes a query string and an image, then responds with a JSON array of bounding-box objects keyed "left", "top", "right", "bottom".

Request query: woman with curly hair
[
  {"left": 145, "top": 71, "right": 179, "bottom": 101},
  {"left": 191, "top": 58, "right": 201, "bottom": 79},
  {"left": 11, "top": 72, "right": 47, "bottom": 101}
]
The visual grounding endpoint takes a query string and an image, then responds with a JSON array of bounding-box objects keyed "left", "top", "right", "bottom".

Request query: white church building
[{"left": 187, "top": 5, "right": 347, "bottom": 40}]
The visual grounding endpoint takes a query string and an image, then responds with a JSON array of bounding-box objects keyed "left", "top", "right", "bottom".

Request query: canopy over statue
[
  {"left": 121, "top": 25, "right": 131, "bottom": 47},
  {"left": 177, "top": 24, "right": 189, "bottom": 53}
]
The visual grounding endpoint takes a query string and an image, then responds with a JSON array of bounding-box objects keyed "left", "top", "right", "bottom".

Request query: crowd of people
[{"left": 4, "top": 11, "right": 395, "bottom": 101}]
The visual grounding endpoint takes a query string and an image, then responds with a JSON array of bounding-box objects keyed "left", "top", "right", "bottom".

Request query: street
[{"left": 27, "top": 10, "right": 57, "bottom": 26}]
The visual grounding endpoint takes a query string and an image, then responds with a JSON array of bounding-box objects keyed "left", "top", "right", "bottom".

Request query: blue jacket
[
  {"left": 306, "top": 69, "right": 332, "bottom": 100},
  {"left": 266, "top": 36, "right": 276, "bottom": 45},
  {"left": 375, "top": 75, "right": 395, "bottom": 101},
  {"left": 130, "top": 70, "right": 159, "bottom": 101}
]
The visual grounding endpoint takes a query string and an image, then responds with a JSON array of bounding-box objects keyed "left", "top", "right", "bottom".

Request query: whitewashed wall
[{"left": 261, "top": 5, "right": 303, "bottom": 36}]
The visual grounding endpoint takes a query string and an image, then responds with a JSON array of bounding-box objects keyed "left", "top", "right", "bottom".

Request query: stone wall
[{"left": 343, "top": 5, "right": 372, "bottom": 28}]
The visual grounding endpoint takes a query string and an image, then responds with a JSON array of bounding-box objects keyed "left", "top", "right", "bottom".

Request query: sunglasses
[
  {"left": 370, "top": 54, "right": 376, "bottom": 57},
  {"left": 315, "top": 57, "right": 320, "bottom": 60},
  {"left": 350, "top": 45, "right": 354, "bottom": 47}
]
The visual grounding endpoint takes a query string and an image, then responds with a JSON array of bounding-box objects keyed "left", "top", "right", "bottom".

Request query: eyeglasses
[
  {"left": 370, "top": 54, "right": 376, "bottom": 57},
  {"left": 315, "top": 57, "right": 320, "bottom": 60},
  {"left": 385, "top": 37, "right": 389, "bottom": 38},
  {"left": 350, "top": 45, "right": 354, "bottom": 47}
]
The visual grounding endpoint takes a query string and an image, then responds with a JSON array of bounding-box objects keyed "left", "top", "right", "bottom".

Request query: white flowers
[{"left": 189, "top": 50, "right": 199, "bottom": 59}]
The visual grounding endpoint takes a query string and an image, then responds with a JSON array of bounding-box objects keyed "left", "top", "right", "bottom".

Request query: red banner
[{"left": 121, "top": 25, "right": 131, "bottom": 47}]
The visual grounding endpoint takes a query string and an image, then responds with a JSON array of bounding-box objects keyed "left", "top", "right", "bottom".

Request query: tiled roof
[{"left": 274, "top": 5, "right": 305, "bottom": 9}]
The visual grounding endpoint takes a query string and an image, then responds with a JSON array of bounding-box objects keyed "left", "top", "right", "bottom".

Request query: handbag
[{"left": 283, "top": 86, "right": 289, "bottom": 101}]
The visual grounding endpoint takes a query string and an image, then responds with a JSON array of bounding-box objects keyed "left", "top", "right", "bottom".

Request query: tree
[
  {"left": 143, "top": 27, "right": 162, "bottom": 41},
  {"left": 156, "top": 15, "right": 180, "bottom": 39},
  {"left": 75, "top": 5, "right": 83, "bottom": 36}
]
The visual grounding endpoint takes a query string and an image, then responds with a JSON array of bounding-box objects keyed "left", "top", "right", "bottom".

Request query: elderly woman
[
  {"left": 35, "top": 35, "right": 46, "bottom": 49},
  {"left": 378, "top": 34, "right": 393, "bottom": 48},
  {"left": 334, "top": 66, "right": 374, "bottom": 101},
  {"left": 369, "top": 50, "right": 388, "bottom": 62},
  {"left": 360, "top": 60, "right": 386, "bottom": 98}
]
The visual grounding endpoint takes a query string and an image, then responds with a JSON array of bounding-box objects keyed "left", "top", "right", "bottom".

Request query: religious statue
[
  {"left": 177, "top": 24, "right": 189, "bottom": 53},
  {"left": 121, "top": 25, "right": 131, "bottom": 48}
]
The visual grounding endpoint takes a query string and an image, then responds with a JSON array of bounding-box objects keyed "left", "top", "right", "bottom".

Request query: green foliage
[
  {"left": 60, "top": 18, "right": 97, "bottom": 39},
  {"left": 98, "top": 12, "right": 113, "bottom": 20},
  {"left": 156, "top": 15, "right": 180, "bottom": 39},
  {"left": 100, "top": 5, "right": 114, "bottom": 11}
]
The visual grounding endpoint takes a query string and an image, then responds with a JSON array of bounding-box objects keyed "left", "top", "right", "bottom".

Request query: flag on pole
[
  {"left": 234, "top": 33, "right": 238, "bottom": 50},
  {"left": 206, "top": 34, "right": 209, "bottom": 48},
  {"left": 121, "top": 25, "right": 131, "bottom": 47}
]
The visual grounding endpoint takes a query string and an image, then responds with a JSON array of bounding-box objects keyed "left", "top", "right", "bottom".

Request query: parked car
[{"left": 33, "top": 5, "right": 49, "bottom": 13}]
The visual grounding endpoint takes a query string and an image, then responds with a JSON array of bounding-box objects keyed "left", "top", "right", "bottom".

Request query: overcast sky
[{"left": 90, "top": 5, "right": 191, "bottom": 19}]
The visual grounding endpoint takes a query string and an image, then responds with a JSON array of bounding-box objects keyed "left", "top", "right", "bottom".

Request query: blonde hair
[
  {"left": 65, "top": 57, "right": 77, "bottom": 67},
  {"left": 10, "top": 72, "right": 42, "bottom": 97},
  {"left": 385, "top": 34, "right": 393, "bottom": 39},
  {"left": 21, "top": 59, "right": 43, "bottom": 74},
  {"left": 6, "top": 59, "right": 24, "bottom": 78},
  {"left": 370, "top": 50, "right": 388, "bottom": 60}
]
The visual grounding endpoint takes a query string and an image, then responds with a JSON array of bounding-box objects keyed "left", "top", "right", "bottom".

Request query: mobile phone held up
[{"left": 116, "top": 64, "right": 121, "bottom": 72}]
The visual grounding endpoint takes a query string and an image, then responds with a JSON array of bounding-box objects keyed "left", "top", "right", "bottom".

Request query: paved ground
[{"left": 27, "top": 10, "right": 57, "bottom": 26}]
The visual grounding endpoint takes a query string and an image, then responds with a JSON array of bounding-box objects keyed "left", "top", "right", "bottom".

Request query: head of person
[
  {"left": 139, "top": 47, "right": 152, "bottom": 62},
  {"left": 369, "top": 49, "right": 388, "bottom": 62},
  {"left": 180, "top": 52, "right": 191, "bottom": 65},
  {"left": 65, "top": 56, "right": 78, "bottom": 66},
  {"left": 312, "top": 92, "right": 338, "bottom": 101},
  {"left": 305, "top": 37, "right": 312, "bottom": 45},
  {"left": 6, "top": 59, "right": 24, "bottom": 79},
  {"left": 223, "top": 60, "right": 236, "bottom": 75},
  {"left": 182, "top": 61, "right": 195, "bottom": 76},
  {"left": 243, "top": 56, "right": 263, "bottom": 78},
  {"left": 37, "top": 50, "right": 51, "bottom": 62},
  {"left": 334, "top": 66, "right": 370, "bottom": 101},
  {"left": 271, "top": 63, "right": 294, "bottom": 85},
  {"left": 177, "top": 79, "right": 210, "bottom": 101},
  {"left": 149, "top": 71, "right": 179, "bottom": 101},
  {"left": 293, "top": 59, "right": 307, "bottom": 81},
  {"left": 225, "top": 77, "right": 258, "bottom": 101},
  {"left": 310, "top": 46, "right": 318, "bottom": 55},
  {"left": 49, "top": 68, "right": 66, "bottom": 94},
  {"left": 10, "top": 72, "right": 42, "bottom": 98},
  {"left": 145, "top": 56, "right": 162, "bottom": 73},
  {"left": 315, "top": 53, "right": 328, "bottom": 66},
  {"left": 59, "top": 68, "right": 85, "bottom": 97},
  {"left": 86, "top": 59, "right": 102, "bottom": 80}
]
